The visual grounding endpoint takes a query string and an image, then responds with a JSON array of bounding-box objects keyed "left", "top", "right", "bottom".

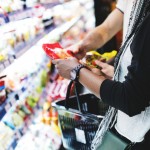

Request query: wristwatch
[{"left": 70, "top": 64, "right": 88, "bottom": 81}]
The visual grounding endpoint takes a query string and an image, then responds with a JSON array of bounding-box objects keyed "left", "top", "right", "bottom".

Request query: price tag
[{"left": 5, "top": 103, "right": 11, "bottom": 112}]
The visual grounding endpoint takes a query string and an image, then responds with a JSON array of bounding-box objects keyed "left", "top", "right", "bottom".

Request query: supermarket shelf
[
  {"left": 8, "top": 7, "right": 35, "bottom": 22},
  {"left": 0, "top": 1, "right": 94, "bottom": 149},
  {"left": 0, "top": 0, "right": 84, "bottom": 73},
  {"left": 0, "top": 59, "right": 47, "bottom": 121},
  {"left": 0, "top": 15, "right": 81, "bottom": 73},
  {"left": 0, "top": 1, "right": 82, "bottom": 25},
  {"left": 0, "top": 80, "right": 30, "bottom": 120},
  {"left": 9, "top": 138, "right": 17, "bottom": 150},
  {"left": 0, "top": 25, "right": 55, "bottom": 73},
  {"left": 0, "top": 13, "right": 84, "bottom": 150},
  {"left": 0, "top": 2, "right": 60, "bottom": 24},
  {"left": 0, "top": 75, "right": 46, "bottom": 149},
  {"left": 6, "top": 87, "right": 47, "bottom": 150},
  {"left": 7, "top": 114, "right": 34, "bottom": 150},
  {"left": 42, "top": 2, "right": 60, "bottom": 9},
  {"left": 0, "top": 56, "right": 15, "bottom": 73},
  {"left": 59, "top": 16, "right": 81, "bottom": 35},
  {"left": 0, "top": 96, "right": 16, "bottom": 121},
  {"left": 37, "top": 15, "right": 82, "bottom": 46},
  {"left": 0, "top": 14, "right": 82, "bottom": 120},
  {"left": 15, "top": 26, "right": 55, "bottom": 58}
]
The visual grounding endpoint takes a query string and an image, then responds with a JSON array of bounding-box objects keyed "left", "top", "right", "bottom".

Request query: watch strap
[{"left": 71, "top": 64, "right": 88, "bottom": 81}]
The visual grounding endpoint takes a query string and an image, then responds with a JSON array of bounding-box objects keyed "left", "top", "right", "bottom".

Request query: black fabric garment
[{"left": 100, "top": 13, "right": 150, "bottom": 116}]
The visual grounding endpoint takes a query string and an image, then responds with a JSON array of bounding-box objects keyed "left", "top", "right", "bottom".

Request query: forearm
[
  {"left": 80, "top": 9, "right": 123, "bottom": 51},
  {"left": 80, "top": 25, "right": 108, "bottom": 51},
  {"left": 79, "top": 68, "right": 106, "bottom": 98},
  {"left": 78, "top": 67, "right": 149, "bottom": 116}
]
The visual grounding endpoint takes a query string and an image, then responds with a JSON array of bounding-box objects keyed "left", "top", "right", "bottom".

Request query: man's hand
[
  {"left": 66, "top": 41, "right": 87, "bottom": 60},
  {"left": 52, "top": 57, "right": 80, "bottom": 79}
]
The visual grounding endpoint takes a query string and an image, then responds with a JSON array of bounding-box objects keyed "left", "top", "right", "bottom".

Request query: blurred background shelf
[{"left": 0, "top": 0, "right": 99, "bottom": 149}]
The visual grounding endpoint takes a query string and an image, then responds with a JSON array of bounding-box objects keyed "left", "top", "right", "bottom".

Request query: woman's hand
[
  {"left": 52, "top": 57, "right": 80, "bottom": 79},
  {"left": 93, "top": 60, "right": 114, "bottom": 79}
]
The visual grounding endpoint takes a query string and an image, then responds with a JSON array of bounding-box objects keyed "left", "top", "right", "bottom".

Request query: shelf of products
[
  {"left": 0, "top": 0, "right": 60, "bottom": 25},
  {"left": 0, "top": 0, "right": 95, "bottom": 149},
  {"left": 0, "top": 13, "right": 84, "bottom": 121},
  {"left": 0, "top": 0, "right": 86, "bottom": 72}
]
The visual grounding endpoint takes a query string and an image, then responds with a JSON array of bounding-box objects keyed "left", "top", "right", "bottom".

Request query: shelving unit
[
  {"left": 0, "top": 13, "right": 83, "bottom": 120},
  {"left": 0, "top": 0, "right": 95, "bottom": 149},
  {"left": 0, "top": 2, "right": 60, "bottom": 24}
]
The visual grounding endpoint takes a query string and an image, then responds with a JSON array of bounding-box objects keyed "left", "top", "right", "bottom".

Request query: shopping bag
[{"left": 52, "top": 81, "right": 108, "bottom": 150}]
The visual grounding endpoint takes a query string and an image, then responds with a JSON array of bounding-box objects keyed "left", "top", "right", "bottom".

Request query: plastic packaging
[{"left": 42, "top": 42, "right": 74, "bottom": 59}]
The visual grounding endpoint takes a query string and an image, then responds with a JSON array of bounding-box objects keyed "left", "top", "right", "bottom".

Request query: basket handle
[{"left": 65, "top": 80, "right": 83, "bottom": 113}]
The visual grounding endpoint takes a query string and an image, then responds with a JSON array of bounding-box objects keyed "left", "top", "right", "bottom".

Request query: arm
[
  {"left": 80, "top": 14, "right": 150, "bottom": 116},
  {"left": 53, "top": 14, "right": 150, "bottom": 116},
  {"left": 79, "top": 8, "right": 123, "bottom": 51},
  {"left": 79, "top": 68, "right": 106, "bottom": 98},
  {"left": 70, "top": 8, "right": 124, "bottom": 59}
]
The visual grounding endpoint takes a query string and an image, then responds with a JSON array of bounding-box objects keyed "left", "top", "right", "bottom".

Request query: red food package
[{"left": 42, "top": 43, "right": 74, "bottom": 59}]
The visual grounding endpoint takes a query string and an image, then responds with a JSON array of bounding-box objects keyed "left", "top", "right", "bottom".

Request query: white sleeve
[{"left": 116, "top": 0, "right": 126, "bottom": 13}]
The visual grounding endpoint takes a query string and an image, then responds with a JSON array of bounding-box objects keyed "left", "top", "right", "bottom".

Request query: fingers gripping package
[{"left": 42, "top": 43, "right": 74, "bottom": 59}]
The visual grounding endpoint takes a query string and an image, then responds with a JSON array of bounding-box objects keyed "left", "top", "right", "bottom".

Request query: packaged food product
[
  {"left": 42, "top": 42, "right": 74, "bottom": 59},
  {"left": 81, "top": 51, "right": 104, "bottom": 68},
  {"left": 82, "top": 50, "right": 117, "bottom": 68}
]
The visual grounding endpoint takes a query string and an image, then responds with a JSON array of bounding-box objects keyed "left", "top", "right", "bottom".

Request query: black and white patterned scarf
[{"left": 91, "top": 0, "right": 150, "bottom": 149}]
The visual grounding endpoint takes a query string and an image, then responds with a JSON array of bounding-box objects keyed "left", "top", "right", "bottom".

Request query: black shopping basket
[{"left": 52, "top": 81, "right": 108, "bottom": 150}]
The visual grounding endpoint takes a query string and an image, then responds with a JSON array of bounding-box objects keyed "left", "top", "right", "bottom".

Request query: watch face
[{"left": 70, "top": 69, "right": 76, "bottom": 80}]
